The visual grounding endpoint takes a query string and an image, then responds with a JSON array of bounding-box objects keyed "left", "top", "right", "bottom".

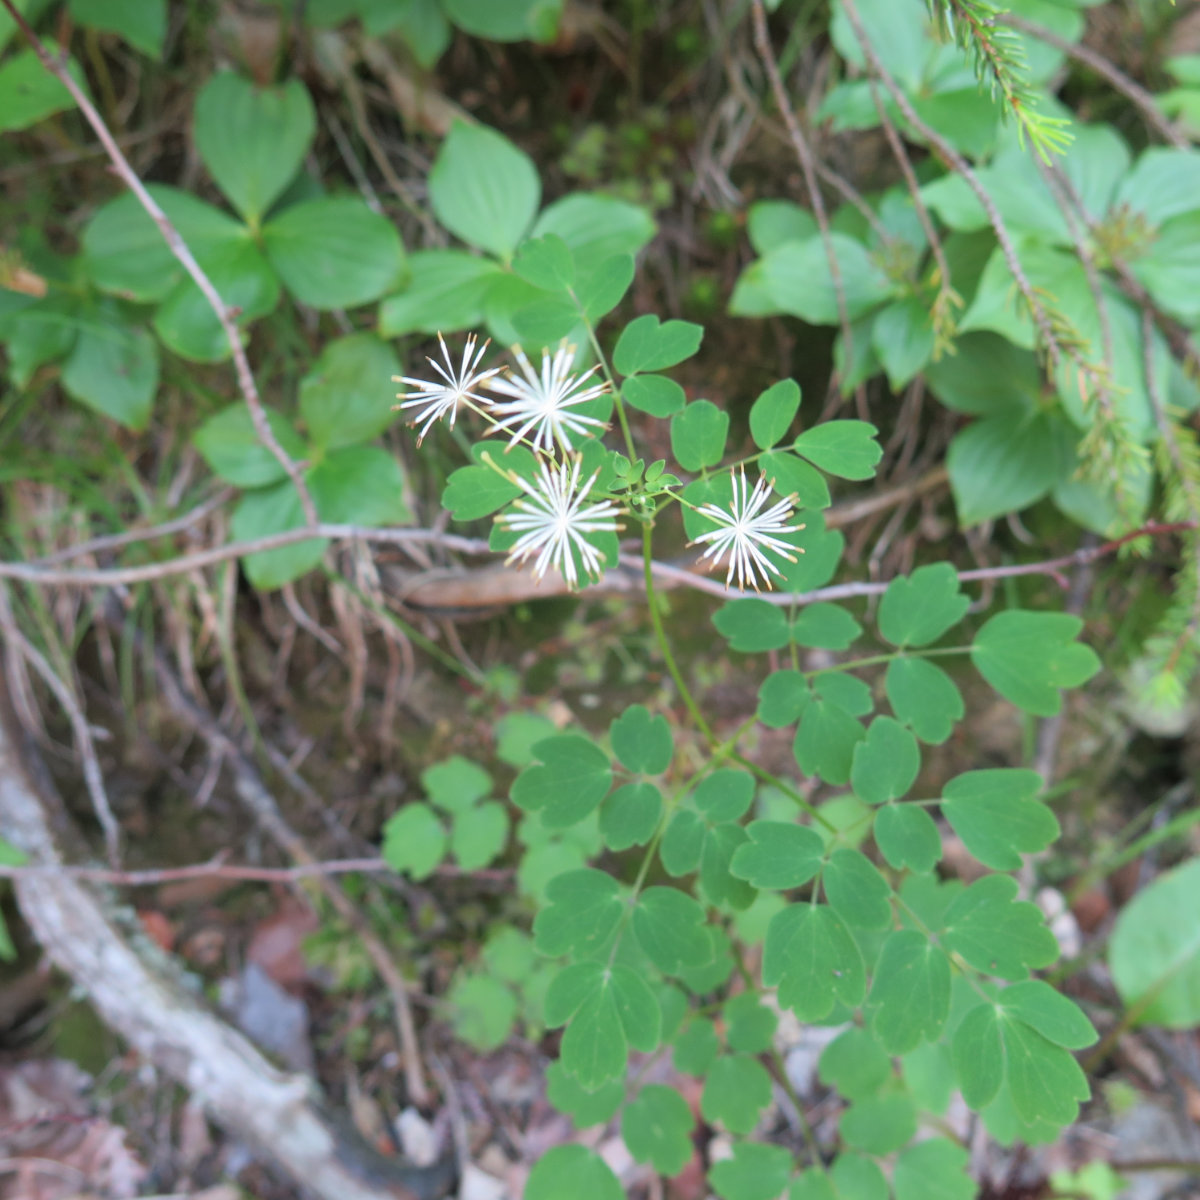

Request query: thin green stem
[{"left": 575, "top": 299, "right": 638, "bottom": 464}]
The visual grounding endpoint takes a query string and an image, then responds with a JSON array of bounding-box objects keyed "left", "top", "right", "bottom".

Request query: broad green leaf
[
  {"left": 192, "top": 405, "right": 307, "bottom": 488},
  {"left": 614, "top": 314, "right": 704, "bottom": 375},
  {"left": 632, "top": 887, "right": 711, "bottom": 974},
  {"left": 869, "top": 930, "right": 951, "bottom": 1054},
  {"left": 893, "top": 1139, "right": 974, "bottom": 1200},
  {"left": 69, "top": 0, "right": 165, "bottom": 54},
  {"left": 545, "top": 1062, "right": 624, "bottom": 1128},
  {"left": 723, "top": 993, "right": 778, "bottom": 1054},
  {"left": 851, "top": 717, "right": 920, "bottom": 805},
  {"left": 819, "top": 1026, "right": 892, "bottom": 1101},
  {"left": 231, "top": 481, "right": 323, "bottom": 589},
  {"left": 310, "top": 444, "right": 408, "bottom": 525},
  {"left": 671, "top": 400, "right": 730, "bottom": 471},
  {"left": 512, "top": 233, "right": 575, "bottom": 292},
  {"left": 532, "top": 869, "right": 623, "bottom": 957},
  {"left": 600, "top": 782, "right": 662, "bottom": 850},
  {"left": 263, "top": 196, "right": 406, "bottom": 309},
  {"left": 824, "top": 848, "right": 892, "bottom": 929},
  {"left": 941, "top": 769, "right": 1059, "bottom": 871},
  {"left": 971, "top": 611, "right": 1100, "bottom": 716},
  {"left": 623, "top": 374, "right": 687, "bottom": 416},
  {"left": 701, "top": 1055, "right": 772, "bottom": 1134},
  {"left": 874, "top": 804, "right": 941, "bottom": 872},
  {"left": 730, "top": 820, "right": 824, "bottom": 890},
  {"left": 886, "top": 657, "right": 964, "bottom": 745},
  {"left": 442, "top": 466, "right": 521, "bottom": 520},
  {"left": 378, "top": 250, "right": 503, "bottom": 336},
  {"left": 430, "top": 121, "right": 539, "bottom": 258},
  {"left": 1114, "top": 147, "right": 1200, "bottom": 226},
  {"left": 925, "top": 332, "right": 1041, "bottom": 415},
  {"left": 0, "top": 45, "right": 87, "bottom": 132},
  {"left": 830, "top": 0, "right": 927, "bottom": 89},
  {"left": 840, "top": 1094, "right": 917, "bottom": 1155},
  {"left": 750, "top": 379, "right": 802, "bottom": 450},
  {"left": 532, "top": 192, "right": 656, "bottom": 275},
  {"left": 878, "top": 564, "right": 969, "bottom": 647},
  {"left": 714, "top": 599, "right": 790, "bottom": 653},
  {"left": 525, "top": 1145, "right": 622, "bottom": 1200},
  {"left": 445, "top": 972, "right": 515, "bottom": 1050},
  {"left": 382, "top": 802, "right": 447, "bottom": 879},
  {"left": 763, "top": 903, "right": 866, "bottom": 1020},
  {"left": 1002, "top": 1015, "right": 1090, "bottom": 1126},
  {"left": 748, "top": 199, "right": 817, "bottom": 253},
  {"left": 759, "top": 449, "right": 831, "bottom": 509},
  {"left": 423, "top": 755, "right": 491, "bottom": 813},
  {"left": 661, "top": 809, "right": 705, "bottom": 876},
  {"left": 709, "top": 1142, "right": 793, "bottom": 1200},
  {"left": 441, "top": 0, "right": 562, "bottom": 41},
  {"left": 623, "top": 1085, "right": 694, "bottom": 1177},
  {"left": 673, "top": 1017, "right": 720, "bottom": 1075},
  {"left": 60, "top": 308, "right": 158, "bottom": 429},
  {"left": 793, "top": 698, "right": 864, "bottom": 785},
  {"left": 1109, "top": 857, "right": 1200, "bottom": 1028},
  {"left": 610, "top": 704, "right": 673, "bottom": 774},
  {"left": 871, "top": 296, "right": 935, "bottom": 388},
  {"left": 578, "top": 253, "right": 635, "bottom": 321},
  {"left": 693, "top": 769, "right": 755, "bottom": 821},
  {"left": 793, "top": 420, "right": 881, "bottom": 481},
  {"left": 450, "top": 802, "right": 508, "bottom": 870},
  {"left": 790, "top": 603, "right": 860, "bottom": 650},
  {"left": 760, "top": 235, "right": 894, "bottom": 323},
  {"left": 193, "top": 72, "right": 315, "bottom": 223},
  {"left": 1130, "top": 211, "right": 1200, "bottom": 324},
  {"left": 701, "top": 823, "right": 757, "bottom": 911},
  {"left": 758, "top": 670, "right": 809, "bottom": 728},
  {"left": 512, "top": 735, "right": 612, "bottom": 828},
  {"left": 299, "top": 334, "right": 400, "bottom": 451},
  {"left": 943, "top": 875, "right": 1059, "bottom": 980},
  {"left": 999, "top": 981, "right": 1097, "bottom": 1049}
]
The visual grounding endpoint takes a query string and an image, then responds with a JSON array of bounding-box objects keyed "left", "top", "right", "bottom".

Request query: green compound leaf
[
  {"left": 623, "top": 1085, "right": 695, "bottom": 1177},
  {"left": 763, "top": 903, "right": 866, "bottom": 1021},
  {"left": 758, "top": 670, "right": 809, "bottom": 728},
  {"left": 714, "top": 598, "right": 791, "bottom": 653},
  {"left": 680, "top": 926, "right": 735, "bottom": 993},
  {"left": 382, "top": 803, "right": 447, "bottom": 880},
  {"left": 941, "top": 769, "right": 1059, "bottom": 871},
  {"left": 893, "top": 1138, "right": 974, "bottom": 1200},
  {"left": 673, "top": 1017, "right": 720, "bottom": 1075},
  {"left": 723, "top": 993, "right": 778, "bottom": 1054},
  {"left": 819, "top": 1026, "right": 892, "bottom": 1101},
  {"left": 483, "top": 928, "right": 535, "bottom": 984},
  {"left": 793, "top": 699, "right": 865, "bottom": 786},
  {"left": 533, "top": 869, "right": 623, "bottom": 958},
  {"left": 1109, "top": 857, "right": 1200, "bottom": 1028},
  {"left": 816, "top": 1154, "right": 889, "bottom": 1200},
  {"left": 193, "top": 404, "right": 307, "bottom": 488},
  {"left": 378, "top": 249, "right": 502, "bottom": 336},
  {"left": 611, "top": 964, "right": 662, "bottom": 1051},
  {"left": 851, "top": 716, "right": 920, "bottom": 804},
  {"left": 423, "top": 755, "right": 491, "bottom": 813},
  {"left": 526, "top": 1145, "right": 623, "bottom": 1200},
  {"left": 790, "top": 602, "right": 861, "bottom": 650},
  {"left": 701, "top": 823, "right": 757, "bottom": 911},
  {"left": 953, "top": 1002, "right": 1004, "bottom": 1109},
  {"left": 579, "top": 253, "right": 635, "bottom": 321},
  {"left": 299, "top": 333, "right": 400, "bottom": 452},
  {"left": 701, "top": 1055, "right": 773, "bottom": 1135},
  {"left": 943, "top": 875, "right": 1059, "bottom": 981},
  {"left": 694, "top": 769, "right": 755, "bottom": 822},
  {"left": 450, "top": 801, "right": 508, "bottom": 870},
  {"left": 971, "top": 611, "right": 1101, "bottom": 717},
  {"left": 622, "top": 374, "right": 687, "bottom": 416},
  {"left": 793, "top": 420, "right": 882, "bottom": 480},
  {"left": 512, "top": 233, "right": 575, "bottom": 292},
  {"left": 869, "top": 929, "right": 952, "bottom": 1054},
  {"left": 750, "top": 379, "right": 802, "bottom": 450},
  {"left": 661, "top": 809, "right": 706, "bottom": 876},
  {"left": 445, "top": 972, "right": 515, "bottom": 1051},
  {"left": 886, "top": 657, "right": 965, "bottom": 745},
  {"left": 824, "top": 848, "right": 892, "bottom": 929},
  {"left": 610, "top": 703, "right": 673, "bottom": 774},
  {"left": 632, "top": 887, "right": 712, "bottom": 975},
  {"left": 1002, "top": 1014, "right": 1091, "bottom": 1126},
  {"left": 878, "top": 563, "right": 970, "bottom": 647},
  {"left": 730, "top": 820, "right": 824, "bottom": 890},
  {"left": 759, "top": 448, "right": 831, "bottom": 509},
  {"left": 840, "top": 1093, "right": 918, "bottom": 1156},
  {"left": 442, "top": 465, "right": 521, "bottom": 520},
  {"left": 192, "top": 72, "right": 315, "bottom": 223},
  {"left": 874, "top": 804, "right": 941, "bottom": 872},
  {"left": 511, "top": 735, "right": 612, "bottom": 829},
  {"left": 545, "top": 1061, "right": 624, "bottom": 1128},
  {"left": 671, "top": 400, "right": 730, "bottom": 471},
  {"left": 600, "top": 781, "right": 662, "bottom": 850},
  {"left": 815, "top": 671, "right": 873, "bottom": 716},
  {"left": 614, "top": 313, "right": 704, "bottom": 375},
  {"left": 428, "top": 121, "right": 539, "bottom": 260},
  {"left": 709, "top": 1141, "right": 793, "bottom": 1200},
  {"left": 1000, "top": 981, "right": 1097, "bottom": 1050}
]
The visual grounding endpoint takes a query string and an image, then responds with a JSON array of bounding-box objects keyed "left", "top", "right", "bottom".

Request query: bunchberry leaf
[
  {"left": 623, "top": 1085, "right": 695, "bottom": 1177},
  {"left": 793, "top": 420, "right": 882, "bottom": 480},
  {"left": 729, "top": 820, "right": 824, "bottom": 890},
  {"left": 532, "top": 192, "right": 656, "bottom": 274},
  {"left": 790, "top": 602, "right": 861, "bottom": 649},
  {"left": 600, "top": 781, "right": 663, "bottom": 850},
  {"left": 940, "top": 769, "right": 1059, "bottom": 870},
  {"left": 193, "top": 405, "right": 307, "bottom": 488},
  {"left": 709, "top": 1141, "right": 793, "bottom": 1200},
  {"left": 750, "top": 379, "right": 802, "bottom": 450},
  {"left": 610, "top": 703, "right": 673, "bottom": 774},
  {"left": 813, "top": 671, "right": 873, "bottom": 716},
  {"left": 763, "top": 903, "right": 866, "bottom": 1020},
  {"left": 715, "top": 599, "right": 791, "bottom": 653},
  {"left": 382, "top": 803, "right": 447, "bottom": 880},
  {"left": 840, "top": 1093, "right": 918, "bottom": 1155},
  {"left": 533, "top": 869, "right": 623, "bottom": 957},
  {"left": 622, "top": 374, "right": 687, "bottom": 416},
  {"left": 614, "top": 313, "right": 704, "bottom": 375},
  {"left": 851, "top": 716, "right": 920, "bottom": 805},
  {"left": 423, "top": 755, "right": 491, "bottom": 814},
  {"left": 512, "top": 233, "right": 575, "bottom": 292},
  {"left": 943, "top": 875, "right": 1059, "bottom": 980},
  {"left": 632, "top": 887, "right": 712, "bottom": 974},
  {"left": 525, "top": 1145, "right": 623, "bottom": 1200},
  {"left": 885, "top": 657, "right": 964, "bottom": 744},
  {"left": 300, "top": 333, "right": 400, "bottom": 452},
  {"left": 545, "top": 1061, "right": 624, "bottom": 1128},
  {"left": 758, "top": 669, "right": 809, "bottom": 728},
  {"left": 971, "top": 610, "right": 1101, "bottom": 716},
  {"left": 793, "top": 698, "right": 865, "bottom": 785},
  {"left": 819, "top": 1026, "right": 892, "bottom": 1101},
  {"left": 679, "top": 926, "right": 735, "bottom": 993},
  {"left": 578, "top": 253, "right": 636, "bottom": 321},
  {"left": 999, "top": 981, "right": 1097, "bottom": 1049},
  {"left": 671, "top": 399, "right": 730, "bottom": 471},
  {"left": 694, "top": 769, "right": 755, "bottom": 821},
  {"left": 824, "top": 848, "right": 892, "bottom": 929},
  {"left": 868, "top": 930, "right": 951, "bottom": 1054},
  {"left": 874, "top": 804, "right": 941, "bottom": 872},
  {"left": 878, "top": 563, "right": 970, "bottom": 647},
  {"left": 893, "top": 1138, "right": 975, "bottom": 1200},
  {"left": 1002, "top": 1015, "right": 1090, "bottom": 1126},
  {"left": 723, "top": 993, "right": 778, "bottom": 1054},
  {"left": 511, "top": 734, "right": 612, "bottom": 829},
  {"left": 673, "top": 1017, "right": 720, "bottom": 1075},
  {"left": 450, "top": 801, "right": 508, "bottom": 870},
  {"left": 759, "top": 448, "right": 831, "bottom": 509},
  {"left": 661, "top": 809, "right": 706, "bottom": 875},
  {"left": 701, "top": 1054, "right": 773, "bottom": 1134},
  {"left": 445, "top": 972, "right": 515, "bottom": 1051},
  {"left": 701, "top": 823, "right": 757, "bottom": 910}
]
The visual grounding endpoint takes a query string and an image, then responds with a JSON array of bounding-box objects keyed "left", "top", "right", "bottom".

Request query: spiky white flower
[
  {"left": 483, "top": 341, "right": 609, "bottom": 455},
  {"left": 497, "top": 455, "right": 623, "bottom": 588},
  {"left": 393, "top": 333, "right": 501, "bottom": 444},
  {"left": 691, "top": 468, "right": 805, "bottom": 591}
]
